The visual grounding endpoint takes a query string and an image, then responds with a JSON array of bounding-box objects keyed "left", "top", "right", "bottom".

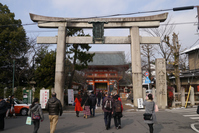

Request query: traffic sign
[
  {"left": 145, "top": 71, "right": 149, "bottom": 76},
  {"left": 145, "top": 76, "right": 151, "bottom": 84}
]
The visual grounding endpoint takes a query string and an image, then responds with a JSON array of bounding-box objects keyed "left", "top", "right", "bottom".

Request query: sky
[{"left": 1, "top": 0, "right": 199, "bottom": 62}]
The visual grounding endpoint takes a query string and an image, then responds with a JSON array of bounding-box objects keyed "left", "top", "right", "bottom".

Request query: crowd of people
[{"left": 74, "top": 90, "right": 124, "bottom": 130}]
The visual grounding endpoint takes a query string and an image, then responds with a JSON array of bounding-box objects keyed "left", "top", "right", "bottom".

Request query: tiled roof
[{"left": 88, "top": 51, "right": 126, "bottom": 66}]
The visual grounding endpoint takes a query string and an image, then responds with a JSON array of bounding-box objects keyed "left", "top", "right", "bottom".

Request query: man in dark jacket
[
  {"left": 102, "top": 92, "right": 113, "bottom": 130},
  {"left": 89, "top": 91, "right": 97, "bottom": 117},
  {"left": 97, "top": 91, "right": 102, "bottom": 107},
  {"left": 45, "top": 92, "right": 63, "bottom": 133},
  {"left": 0, "top": 96, "right": 7, "bottom": 131}
]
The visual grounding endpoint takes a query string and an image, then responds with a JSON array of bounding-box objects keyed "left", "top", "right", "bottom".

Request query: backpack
[
  {"left": 104, "top": 98, "right": 112, "bottom": 110},
  {"left": 115, "top": 100, "right": 122, "bottom": 113}
]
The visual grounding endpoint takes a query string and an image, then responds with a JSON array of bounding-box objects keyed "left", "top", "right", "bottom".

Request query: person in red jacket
[{"left": 74, "top": 95, "right": 83, "bottom": 117}]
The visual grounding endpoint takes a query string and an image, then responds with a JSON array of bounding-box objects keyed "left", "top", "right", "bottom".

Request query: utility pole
[{"left": 12, "top": 59, "right": 15, "bottom": 94}]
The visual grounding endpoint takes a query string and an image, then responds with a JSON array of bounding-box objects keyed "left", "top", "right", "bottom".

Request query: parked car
[
  {"left": 5, "top": 98, "right": 30, "bottom": 116},
  {"left": 14, "top": 98, "right": 30, "bottom": 116}
]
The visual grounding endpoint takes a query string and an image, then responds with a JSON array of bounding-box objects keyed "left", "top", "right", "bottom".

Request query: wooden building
[{"left": 84, "top": 52, "right": 129, "bottom": 93}]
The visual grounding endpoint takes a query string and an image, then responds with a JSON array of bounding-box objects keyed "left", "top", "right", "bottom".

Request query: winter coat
[
  {"left": 143, "top": 100, "right": 157, "bottom": 124},
  {"left": 45, "top": 97, "right": 63, "bottom": 116},
  {"left": 75, "top": 98, "right": 83, "bottom": 111},
  {"left": 10, "top": 98, "right": 15, "bottom": 107},
  {"left": 102, "top": 96, "right": 113, "bottom": 112},
  {"left": 97, "top": 92, "right": 102, "bottom": 99},
  {"left": 81, "top": 96, "right": 90, "bottom": 106},
  {"left": 0, "top": 100, "right": 7, "bottom": 114},
  {"left": 89, "top": 94, "right": 97, "bottom": 106},
  {"left": 6, "top": 101, "right": 11, "bottom": 109},
  {"left": 28, "top": 103, "right": 44, "bottom": 121}
]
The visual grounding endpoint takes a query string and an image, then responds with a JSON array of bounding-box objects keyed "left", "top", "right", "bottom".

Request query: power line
[{"left": 0, "top": 5, "right": 197, "bottom": 28}]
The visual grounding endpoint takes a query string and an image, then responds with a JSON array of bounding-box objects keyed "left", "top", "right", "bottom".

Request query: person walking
[
  {"left": 102, "top": 92, "right": 113, "bottom": 130},
  {"left": 74, "top": 95, "right": 83, "bottom": 117},
  {"left": 10, "top": 95, "right": 16, "bottom": 118},
  {"left": 81, "top": 92, "right": 91, "bottom": 119},
  {"left": 45, "top": 92, "right": 63, "bottom": 133},
  {"left": 89, "top": 91, "right": 97, "bottom": 117},
  {"left": 0, "top": 96, "right": 7, "bottom": 131},
  {"left": 143, "top": 94, "right": 157, "bottom": 133},
  {"left": 97, "top": 91, "right": 102, "bottom": 107},
  {"left": 112, "top": 96, "right": 123, "bottom": 129},
  {"left": 5, "top": 98, "right": 11, "bottom": 118},
  {"left": 28, "top": 98, "right": 44, "bottom": 133}
]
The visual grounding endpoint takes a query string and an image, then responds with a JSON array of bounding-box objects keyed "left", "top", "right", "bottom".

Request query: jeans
[
  {"left": 90, "top": 106, "right": 95, "bottom": 116},
  {"left": 104, "top": 112, "right": 112, "bottom": 128},
  {"left": 33, "top": 120, "right": 40, "bottom": 133},
  {"left": 114, "top": 116, "right": 121, "bottom": 127},
  {"left": 49, "top": 115, "right": 59, "bottom": 133}
]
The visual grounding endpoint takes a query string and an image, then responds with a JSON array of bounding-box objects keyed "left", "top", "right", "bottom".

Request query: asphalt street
[{"left": 2, "top": 109, "right": 197, "bottom": 133}]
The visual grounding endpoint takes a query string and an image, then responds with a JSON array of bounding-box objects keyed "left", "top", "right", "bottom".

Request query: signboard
[
  {"left": 145, "top": 76, "right": 151, "bottom": 84},
  {"left": 137, "top": 98, "right": 144, "bottom": 108},
  {"left": 68, "top": 89, "right": 74, "bottom": 104},
  {"left": 40, "top": 89, "right": 49, "bottom": 109}
]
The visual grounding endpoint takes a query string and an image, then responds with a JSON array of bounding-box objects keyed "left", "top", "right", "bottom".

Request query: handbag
[
  {"left": 143, "top": 113, "right": 153, "bottom": 120},
  {"left": 26, "top": 116, "right": 32, "bottom": 125},
  {"left": 32, "top": 113, "right": 41, "bottom": 120},
  {"left": 72, "top": 102, "right": 76, "bottom": 106}
]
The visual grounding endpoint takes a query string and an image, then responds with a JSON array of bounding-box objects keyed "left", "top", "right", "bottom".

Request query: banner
[
  {"left": 40, "top": 89, "right": 49, "bottom": 109},
  {"left": 68, "top": 89, "right": 74, "bottom": 105}
]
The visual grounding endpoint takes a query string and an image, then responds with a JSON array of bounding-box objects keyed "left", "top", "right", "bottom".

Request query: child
[{"left": 112, "top": 95, "right": 123, "bottom": 129}]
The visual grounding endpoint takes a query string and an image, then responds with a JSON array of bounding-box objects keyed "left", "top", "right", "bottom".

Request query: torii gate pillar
[
  {"left": 54, "top": 26, "right": 66, "bottom": 105},
  {"left": 130, "top": 27, "right": 142, "bottom": 107}
]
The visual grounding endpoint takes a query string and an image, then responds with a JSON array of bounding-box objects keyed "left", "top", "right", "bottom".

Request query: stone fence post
[
  {"left": 190, "top": 86, "right": 195, "bottom": 106},
  {"left": 143, "top": 88, "right": 146, "bottom": 100},
  {"left": 172, "top": 89, "right": 175, "bottom": 107},
  {"left": 181, "top": 87, "right": 185, "bottom": 107}
]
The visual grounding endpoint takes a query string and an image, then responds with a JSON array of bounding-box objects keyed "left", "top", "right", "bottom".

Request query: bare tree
[
  {"left": 143, "top": 18, "right": 175, "bottom": 63},
  {"left": 141, "top": 44, "right": 156, "bottom": 80}
]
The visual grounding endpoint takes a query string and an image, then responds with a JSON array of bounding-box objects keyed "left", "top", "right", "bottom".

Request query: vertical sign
[
  {"left": 40, "top": 89, "right": 49, "bottom": 109},
  {"left": 68, "top": 89, "right": 74, "bottom": 104},
  {"left": 137, "top": 98, "right": 144, "bottom": 108}
]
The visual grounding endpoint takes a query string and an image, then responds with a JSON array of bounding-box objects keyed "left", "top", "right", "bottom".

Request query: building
[
  {"left": 84, "top": 51, "right": 129, "bottom": 93},
  {"left": 170, "top": 45, "right": 199, "bottom": 92}
]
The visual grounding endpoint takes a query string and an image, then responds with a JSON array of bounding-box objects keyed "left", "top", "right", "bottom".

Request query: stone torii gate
[{"left": 30, "top": 13, "right": 168, "bottom": 108}]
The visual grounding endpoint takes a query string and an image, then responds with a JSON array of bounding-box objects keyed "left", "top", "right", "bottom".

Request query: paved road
[
  {"left": 165, "top": 107, "right": 199, "bottom": 133},
  {"left": 3, "top": 109, "right": 197, "bottom": 133}
]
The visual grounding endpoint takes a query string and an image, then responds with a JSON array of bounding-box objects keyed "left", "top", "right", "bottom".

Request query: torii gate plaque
[{"left": 30, "top": 12, "right": 168, "bottom": 108}]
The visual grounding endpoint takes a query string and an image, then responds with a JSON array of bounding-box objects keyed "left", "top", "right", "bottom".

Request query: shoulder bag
[{"left": 82, "top": 98, "right": 88, "bottom": 110}]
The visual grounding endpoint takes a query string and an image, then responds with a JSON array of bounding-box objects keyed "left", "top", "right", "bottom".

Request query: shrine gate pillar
[
  {"left": 130, "top": 27, "right": 142, "bottom": 107},
  {"left": 54, "top": 26, "right": 67, "bottom": 106}
]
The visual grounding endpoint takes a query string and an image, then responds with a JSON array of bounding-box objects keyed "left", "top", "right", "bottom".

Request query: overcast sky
[{"left": 1, "top": 0, "right": 199, "bottom": 62}]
